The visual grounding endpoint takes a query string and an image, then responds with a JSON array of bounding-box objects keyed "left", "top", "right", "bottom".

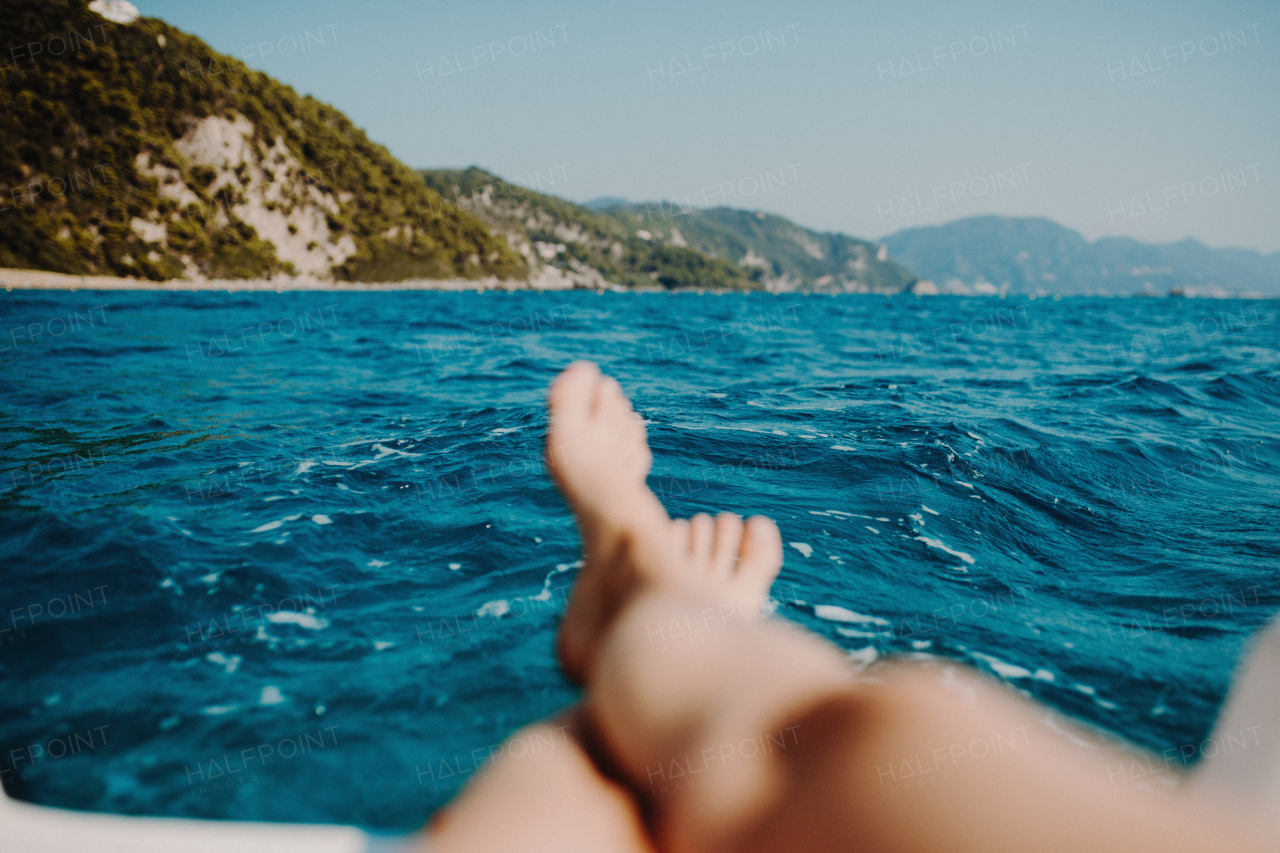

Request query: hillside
[
  {"left": 0, "top": 0, "right": 525, "bottom": 282},
  {"left": 421, "top": 168, "right": 760, "bottom": 290},
  {"left": 595, "top": 203, "right": 918, "bottom": 294},
  {"left": 883, "top": 216, "right": 1280, "bottom": 296}
]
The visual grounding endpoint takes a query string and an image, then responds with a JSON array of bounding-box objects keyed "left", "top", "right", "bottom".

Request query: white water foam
[
  {"left": 836, "top": 627, "right": 879, "bottom": 638},
  {"left": 205, "top": 652, "right": 240, "bottom": 673},
  {"left": 476, "top": 600, "right": 509, "bottom": 619},
  {"left": 814, "top": 605, "right": 889, "bottom": 626},
  {"left": 914, "top": 535, "right": 976, "bottom": 564},
  {"left": 972, "top": 652, "right": 1054, "bottom": 682},
  {"left": 374, "top": 443, "right": 423, "bottom": 456},
  {"left": 266, "top": 612, "right": 329, "bottom": 630},
  {"left": 847, "top": 647, "right": 879, "bottom": 668}
]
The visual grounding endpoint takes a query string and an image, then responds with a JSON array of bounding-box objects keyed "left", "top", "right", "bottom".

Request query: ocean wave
[{"left": 1, "top": 292, "right": 1277, "bottom": 828}]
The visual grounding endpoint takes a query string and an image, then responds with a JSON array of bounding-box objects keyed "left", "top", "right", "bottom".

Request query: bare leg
[
  {"left": 592, "top": 596, "right": 1274, "bottom": 853},
  {"left": 546, "top": 361, "right": 1275, "bottom": 853},
  {"left": 428, "top": 711, "right": 654, "bottom": 853},
  {"left": 424, "top": 361, "right": 693, "bottom": 853},
  {"left": 544, "top": 361, "right": 685, "bottom": 685},
  {"left": 425, "top": 361, "right": 765, "bottom": 853}
]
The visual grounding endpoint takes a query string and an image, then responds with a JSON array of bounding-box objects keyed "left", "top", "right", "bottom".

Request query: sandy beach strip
[{"left": 0, "top": 267, "right": 586, "bottom": 292}]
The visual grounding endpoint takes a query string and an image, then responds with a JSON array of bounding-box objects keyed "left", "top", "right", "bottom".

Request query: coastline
[
  {"left": 0, "top": 267, "right": 1272, "bottom": 298},
  {"left": 0, "top": 267, "right": 586, "bottom": 292}
]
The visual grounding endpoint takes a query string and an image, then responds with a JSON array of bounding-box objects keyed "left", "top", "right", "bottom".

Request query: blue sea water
[{"left": 0, "top": 289, "right": 1278, "bottom": 831}]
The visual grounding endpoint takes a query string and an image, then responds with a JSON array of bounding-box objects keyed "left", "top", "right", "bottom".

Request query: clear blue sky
[{"left": 137, "top": 0, "right": 1279, "bottom": 253}]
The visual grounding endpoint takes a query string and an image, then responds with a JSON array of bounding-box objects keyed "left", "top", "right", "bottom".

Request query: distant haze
[{"left": 882, "top": 216, "right": 1280, "bottom": 296}]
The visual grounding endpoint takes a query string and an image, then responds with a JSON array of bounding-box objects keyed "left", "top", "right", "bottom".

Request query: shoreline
[
  {"left": 0, "top": 267, "right": 587, "bottom": 293},
  {"left": 0, "top": 267, "right": 1272, "bottom": 299}
]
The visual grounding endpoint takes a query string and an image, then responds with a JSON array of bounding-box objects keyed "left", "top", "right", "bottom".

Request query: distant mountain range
[
  {"left": 0, "top": 1, "right": 905, "bottom": 292},
  {"left": 882, "top": 216, "right": 1280, "bottom": 297},
  {"left": 418, "top": 174, "right": 916, "bottom": 293},
  {"left": 3, "top": 3, "right": 1273, "bottom": 296}
]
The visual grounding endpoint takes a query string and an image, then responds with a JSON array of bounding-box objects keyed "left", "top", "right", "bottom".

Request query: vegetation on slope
[
  {"left": 597, "top": 203, "right": 918, "bottom": 294},
  {"left": 0, "top": 0, "right": 525, "bottom": 281},
  {"left": 421, "top": 167, "right": 760, "bottom": 290}
]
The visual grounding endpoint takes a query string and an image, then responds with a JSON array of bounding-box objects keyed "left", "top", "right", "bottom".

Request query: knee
[
  {"left": 495, "top": 722, "right": 577, "bottom": 771},
  {"left": 866, "top": 656, "right": 1018, "bottom": 742}
]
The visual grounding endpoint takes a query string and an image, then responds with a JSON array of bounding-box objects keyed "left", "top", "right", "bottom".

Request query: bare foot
[
  {"left": 547, "top": 362, "right": 680, "bottom": 684},
  {"left": 546, "top": 361, "right": 654, "bottom": 522},
  {"left": 670, "top": 512, "right": 783, "bottom": 607},
  {"left": 546, "top": 362, "right": 785, "bottom": 684}
]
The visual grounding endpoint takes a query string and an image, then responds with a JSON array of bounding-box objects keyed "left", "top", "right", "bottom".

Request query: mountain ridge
[
  {"left": 589, "top": 200, "right": 917, "bottom": 293},
  {"left": 421, "top": 166, "right": 761, "bottom": 291},
  {"left": 883, "top": 215, "right": 1280, "bottom": 296},
  {"left": 3, "top": 2, "right": 1271, "bottom": 295}
]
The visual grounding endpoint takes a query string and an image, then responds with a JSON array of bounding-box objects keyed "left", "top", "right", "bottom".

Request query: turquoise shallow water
[{"left": 0, "top": 290, "right": 1278, "bottom": 829}]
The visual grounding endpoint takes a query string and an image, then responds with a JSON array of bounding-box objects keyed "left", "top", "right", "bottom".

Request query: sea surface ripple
[{"left": 0, "top": 290, "right": 1278, "bottom": 829}]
